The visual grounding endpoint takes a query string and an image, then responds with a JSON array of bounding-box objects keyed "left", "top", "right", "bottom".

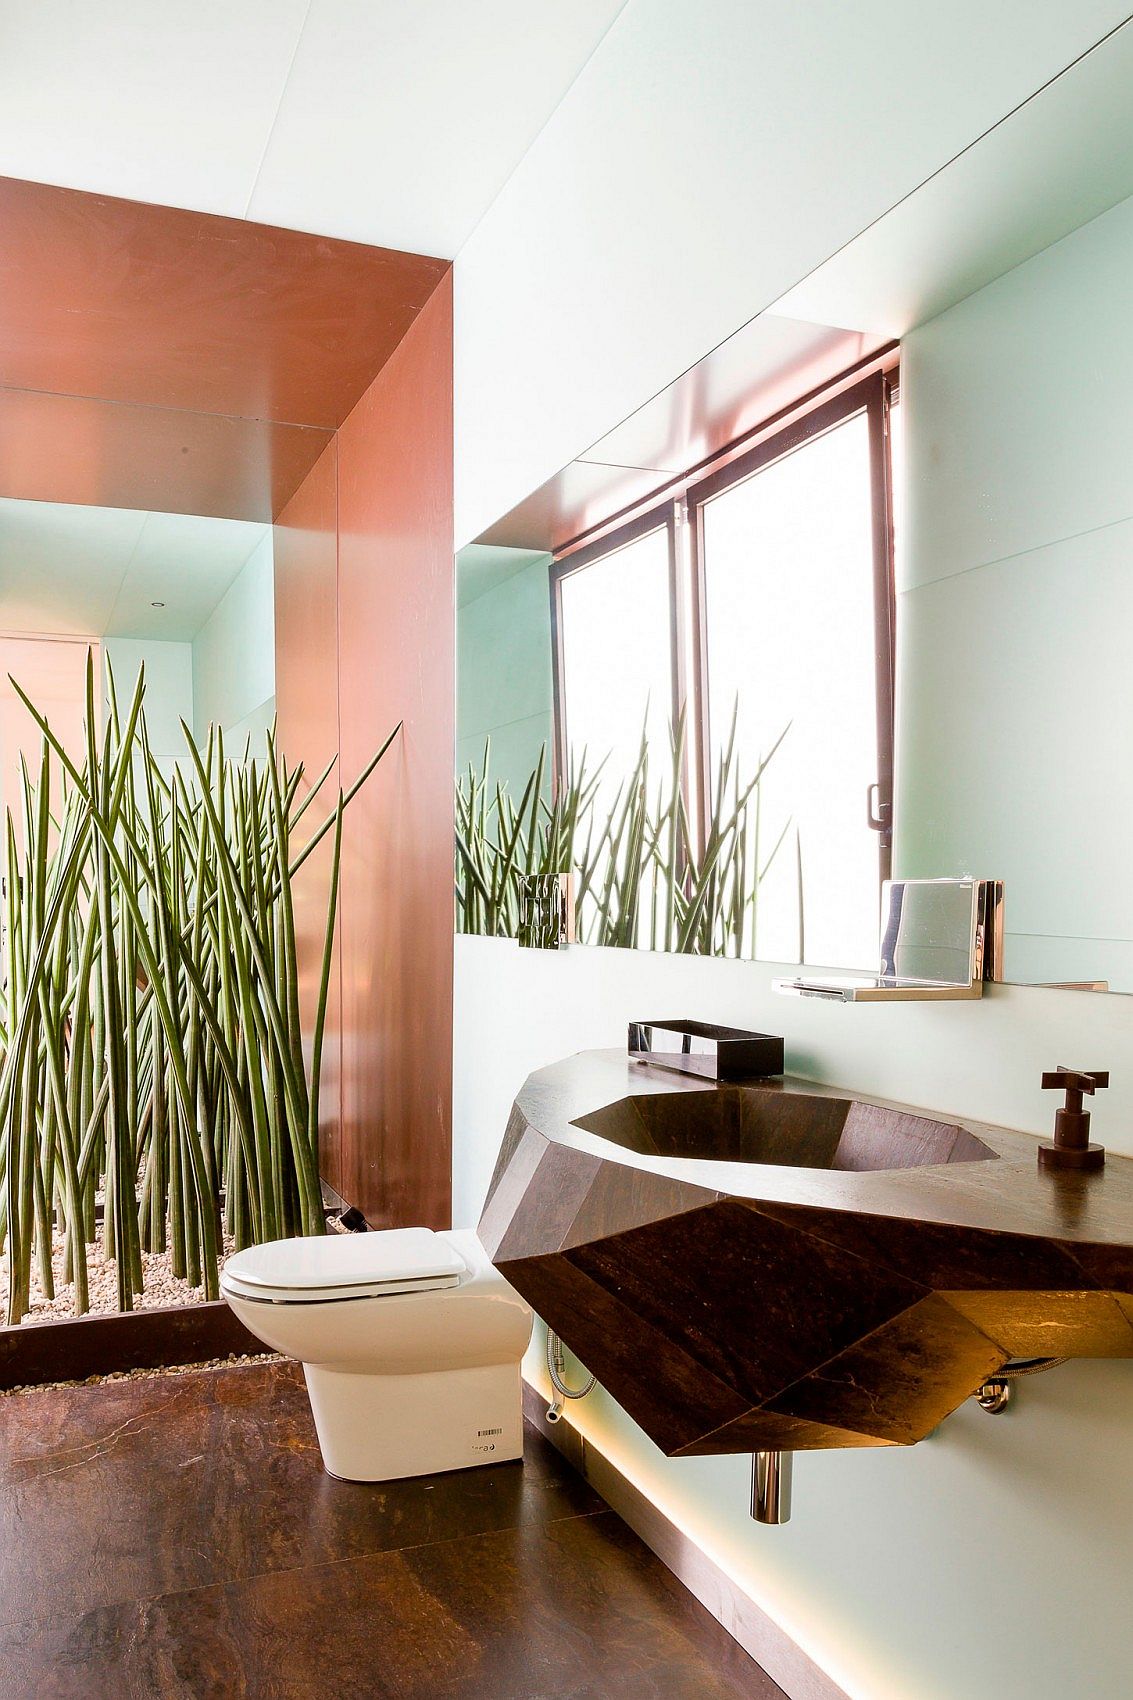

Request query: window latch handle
[{"left": 866, "top": 781, "right": 890, "bottom": 833}]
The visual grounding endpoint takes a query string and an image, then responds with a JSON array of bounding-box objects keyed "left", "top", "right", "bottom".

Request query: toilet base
[{"left": 303, "top": 1361, "right": 525, "bottom": 1481}]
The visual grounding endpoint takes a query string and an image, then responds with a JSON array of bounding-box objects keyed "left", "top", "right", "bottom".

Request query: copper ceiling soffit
[{"left": 0, "top": 174, "right": 449, "bottom": 429}]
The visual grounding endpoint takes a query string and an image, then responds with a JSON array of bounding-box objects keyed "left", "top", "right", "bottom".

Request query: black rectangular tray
[{"left": 627, "top": 1019, "right": 784, "bottom": 1081}]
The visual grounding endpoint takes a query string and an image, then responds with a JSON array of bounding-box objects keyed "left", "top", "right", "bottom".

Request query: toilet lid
[{"left": 221, "top": 1227, "right": 465, "bottom": 1302}]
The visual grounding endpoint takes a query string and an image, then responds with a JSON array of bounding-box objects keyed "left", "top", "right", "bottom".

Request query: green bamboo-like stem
[
  {"left": 309, "top": 796, "right": 343, "bottom": 1167},
  {"left": 1, "top": 655, "right": 396, "bottom": 1319},
  {"left": 180, "top": 726, "right": 318, "bottom": 1232}
]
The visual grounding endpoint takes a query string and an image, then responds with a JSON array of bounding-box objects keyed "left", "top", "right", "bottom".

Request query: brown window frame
[{"left": 549, "top": 360, "right": 899, "bottom": 890}]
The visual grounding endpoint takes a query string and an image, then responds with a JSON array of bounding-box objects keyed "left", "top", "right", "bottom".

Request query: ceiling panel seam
[
  {"left": 100, "top": 510, "right": 153, "bottom": 638},
  {"left": 240, "top": 0, "right": 315, "bottom": 221},
  {"left": 452, "top": 0, "right": 633, "bottom": 261}
]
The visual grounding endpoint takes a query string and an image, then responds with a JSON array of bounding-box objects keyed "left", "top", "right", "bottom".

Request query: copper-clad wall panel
[
  {"left": 336, "top": 275, "right": 453, "bottom": 1229},
  {"left": 273, "top": 441, "right": 343, "bottom": 1194},
  {"left": 0, "top": 175, "right": 448, "bottom": 429}
]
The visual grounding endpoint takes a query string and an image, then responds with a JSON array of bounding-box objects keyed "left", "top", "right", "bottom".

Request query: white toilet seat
[{"left": 220, "top": 1226, "right": 466, "bottom": 1305}]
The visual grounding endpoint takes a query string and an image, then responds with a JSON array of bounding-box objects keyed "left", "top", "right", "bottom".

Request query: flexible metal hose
[{"left": 545, "top": 1329, "right": 596, "bottom": 1424}]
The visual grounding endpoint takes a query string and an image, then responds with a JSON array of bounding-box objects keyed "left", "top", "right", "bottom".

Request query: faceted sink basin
[
  {"left": 572, "top": 1084, "right": 997, "bottom": 1172},
  {"left": 480, "top": 1050, "right": 1133, "bottom": 1454}
]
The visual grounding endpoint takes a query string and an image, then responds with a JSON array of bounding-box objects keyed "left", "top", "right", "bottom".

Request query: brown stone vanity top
[{"left": 480, "top": 1050, "right": 1133, "bottom": 1455}]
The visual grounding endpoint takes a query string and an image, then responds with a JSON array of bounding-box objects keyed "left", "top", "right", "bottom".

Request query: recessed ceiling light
[{"left": 151, "top": 600, "right": 165, "bottom": 608}]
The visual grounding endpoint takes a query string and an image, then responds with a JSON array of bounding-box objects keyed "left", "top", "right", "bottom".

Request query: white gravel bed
[
  {"left": 0, "top": 1233, "right": 238, "bottom": 1325},
  {"left": 0, "top": 1351, "right": 282, "bottom": 1398}
]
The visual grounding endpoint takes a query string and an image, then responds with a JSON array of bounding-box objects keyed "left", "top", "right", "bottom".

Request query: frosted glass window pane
[
  {"left": 558, "top": 525, "right": 672, "bottom": 810},
  {"left": 701, "top": 414, "right": 879, "bottom": 969}
]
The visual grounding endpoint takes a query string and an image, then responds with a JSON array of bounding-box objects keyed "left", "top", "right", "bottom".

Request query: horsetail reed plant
[
  {"left": 455, "top": 707, "right": 796, "bottom": 958},
  {"left": 0, "top": 653, "right": 398, "bottom": 1323}
]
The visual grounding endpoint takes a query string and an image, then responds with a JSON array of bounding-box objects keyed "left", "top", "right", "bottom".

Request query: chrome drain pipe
[{"left": 751, "top": 1451, "right": 793, "bottom": 1524}]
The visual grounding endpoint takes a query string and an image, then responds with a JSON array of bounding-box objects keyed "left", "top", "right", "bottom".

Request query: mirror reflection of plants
[
  {"left": 455, "top": 705, "right": 796, "bottom": 957},
  {"left": 455, "top": 742, "right": 600, "bottom": 939},
  {"left": 0, "top": 656, "right": 397, "bottom": 1323}
]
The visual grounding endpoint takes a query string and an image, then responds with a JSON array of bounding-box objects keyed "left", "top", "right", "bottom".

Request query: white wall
[
  {"left": 453, "top": 0, "right": 1132, "bottom": 547},
  {"left": 454, "top": 935, "right": 1133, "bottom": 1700},
  {"left": 102, "top": 637, "right": 193, "bottom": 775},
  {"left": 896, "top": 190, "right": 1133, "bottom": 989},
  {"left": 192, "top": 531, "right": 275, "bottom": 747}
]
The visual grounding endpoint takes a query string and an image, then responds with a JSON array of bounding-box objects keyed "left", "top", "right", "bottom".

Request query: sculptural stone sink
[
  {"left": 572, "top": 1086, "right": 997, "bottom": 1172},
  {"left": 479, "top": 1050, "right": 1133, "bottom": 1454}
]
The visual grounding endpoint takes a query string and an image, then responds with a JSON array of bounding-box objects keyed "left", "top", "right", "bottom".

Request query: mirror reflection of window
[
  {"left": 543, "top": 377, "right": 896, "bottom": 964},
  {"left": 700, "top": 412, "right": 881, "bottom": 970},
  {"left": 557, "top": 521, "right": 673, "bottom": 822}
]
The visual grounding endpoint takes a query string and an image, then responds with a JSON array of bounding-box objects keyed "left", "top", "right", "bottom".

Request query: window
[{"left": 551, "top": 369, "right": 896, "bottom": 967}]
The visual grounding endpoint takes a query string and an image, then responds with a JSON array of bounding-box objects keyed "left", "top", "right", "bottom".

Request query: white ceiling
[
  {"left": 0, "top": 0, "right": 629, "bottom": 258},
  {"left": 772, "top": 17, "right": 1133, "bottom": 337},
  {"left": 0, "top": 499, "right": 269, "bottom": 642}
]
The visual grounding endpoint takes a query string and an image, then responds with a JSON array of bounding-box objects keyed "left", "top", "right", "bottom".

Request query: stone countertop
[{"left": 507, "top": 1049, "right": 1133, "bottom": 1250}]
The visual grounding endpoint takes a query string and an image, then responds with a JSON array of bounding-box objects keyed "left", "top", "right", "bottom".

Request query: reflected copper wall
[
  {"left": 0, "top": 387, "right": 332, "bottom": 523},
  {"left": 336, "top": 275, "right": 453, "bottom": 1229},
  {"left": 273, "top": 441, "right": 343, "bottom": 1195}
]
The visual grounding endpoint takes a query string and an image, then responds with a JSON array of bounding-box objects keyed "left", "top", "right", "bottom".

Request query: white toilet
[{"left": 220, "top": 1227, "right": 533, "bottom": 1482}]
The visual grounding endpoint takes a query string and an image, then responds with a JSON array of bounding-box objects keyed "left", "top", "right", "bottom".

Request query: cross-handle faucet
[{"left": 1038, "top": 1067, "right": 1109, "bottom": 1173}]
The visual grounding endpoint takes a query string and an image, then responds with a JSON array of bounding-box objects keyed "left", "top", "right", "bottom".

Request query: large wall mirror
[
  {"left": 0, "top": 393, "right": 337, "bottom": 859},
  {"left": 456, "top": 23, "right": 1133, "bottom": 993},
  {"left": 0, "top": 387, "right": 330, "bottom": 842},
  {"left": 456, "top": 374, "right": 894, "bottom": 969}
]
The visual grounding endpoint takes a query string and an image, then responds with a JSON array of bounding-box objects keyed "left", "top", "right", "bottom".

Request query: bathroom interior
[{"left": 1, "top": 6, "right": 1133, "bottom": 1698}]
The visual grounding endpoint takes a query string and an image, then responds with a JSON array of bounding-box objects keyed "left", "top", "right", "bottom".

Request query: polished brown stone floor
[{"left": 0, "top": 1359, "right": 782, "bottom": 1699}]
